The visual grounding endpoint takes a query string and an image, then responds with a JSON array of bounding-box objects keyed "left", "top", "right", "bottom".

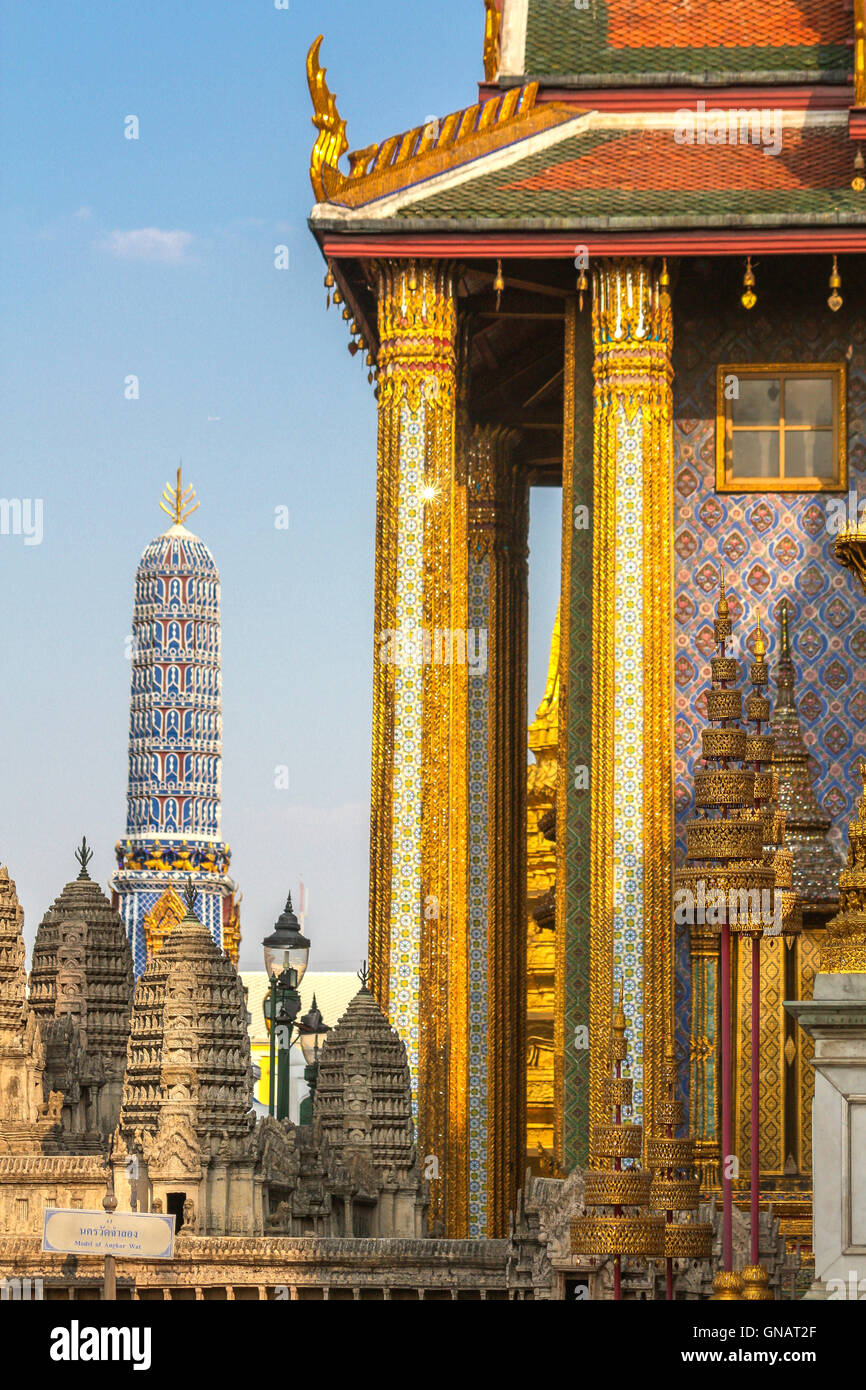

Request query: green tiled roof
[{"left": 523, "top": 0, "right": 850, "bottom": 82}]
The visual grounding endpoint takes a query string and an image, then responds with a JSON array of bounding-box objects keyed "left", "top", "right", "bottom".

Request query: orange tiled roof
[
  {"left": 522, "top": 0, "right": 852, "bottom": 79},
  {"left": 607, "top": 0, "right": 847, "bottom": 52},
  {"left": 505, "top": 127, "right": 850, "bottom": 194}
]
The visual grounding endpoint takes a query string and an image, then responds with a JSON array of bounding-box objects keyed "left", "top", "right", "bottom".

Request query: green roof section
[{"left": 523, "top": 0, "right": 850, "bottom": 82}]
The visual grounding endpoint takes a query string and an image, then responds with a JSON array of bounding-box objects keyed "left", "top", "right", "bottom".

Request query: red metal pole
[
  {"left": 721, "top": 922, "right": 733, "bottom": 1272},
  {"left": 751, "top": 935, "right": 760, "bottom": 1267}
]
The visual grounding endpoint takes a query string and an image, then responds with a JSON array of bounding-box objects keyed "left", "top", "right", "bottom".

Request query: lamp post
[
  {"left": 298, "top": 995, "right": 330, "bottom": 1123},
  {"left": 263, "top": 893, "right": 310, "bottom": 1119}
]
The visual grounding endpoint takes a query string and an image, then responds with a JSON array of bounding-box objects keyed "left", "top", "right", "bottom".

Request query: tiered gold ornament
[
  {"left": 571, "top": 996, "right": 664, "bottom": 1296},
  {"left": 748, "top": 615, "right": 801, "bottom": 943},
  {"left": 678, "top": 575, "right": 776, "bottom": 936},
  {"left": 821, "top": 762, "right": 866, "bottom": 973},
  {"left": 679, "top": 574, "right": 774, "bottom": 1300},
  {"left": 648, "top": 1042, "right": 713, "bottom": 1296}
]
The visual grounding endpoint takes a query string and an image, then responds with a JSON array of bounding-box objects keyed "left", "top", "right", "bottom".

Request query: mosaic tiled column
[
  {"left": 368, "top": 260, "right": 468, "bottom": 1234},
  {"left": 555, "top": 300, "right": 594, "bottom": 1169},
  {"left": 466, "top": 423, "right": 527, "bottom": 1236},
  {"left": 588, "top": 262, "right": 674, "bottom": 1155}
]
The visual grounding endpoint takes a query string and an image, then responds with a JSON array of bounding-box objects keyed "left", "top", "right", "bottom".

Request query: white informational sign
[{"left": 42, "top": 1209, "right": 175, "bottom": 1260}]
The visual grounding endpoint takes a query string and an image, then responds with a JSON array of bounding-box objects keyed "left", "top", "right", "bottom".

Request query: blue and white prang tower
[{"left": 111, "top": 470, "right": 240, "bottom": 976}]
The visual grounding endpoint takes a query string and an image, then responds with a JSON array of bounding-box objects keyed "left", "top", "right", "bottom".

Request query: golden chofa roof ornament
[
  {"left": 821, "top": 761, "right": 866, "bottom": 973},
  {"left": 160, "top": 466, "right": 199, "bottom": 528},
  {"left": 647, "top": 1041, "right": 713, "bottom": 1281},
  {"left": 306, "top": 36, "right": 349, "bottom": 203},
  {"left": 676, "top": 572, "right": 775, "bottom": 937},
  {"left": 571, "top": 991, "right": 665, "bottom": 1293}
]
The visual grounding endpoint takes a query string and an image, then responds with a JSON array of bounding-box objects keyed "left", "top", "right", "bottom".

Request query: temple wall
[{"left": 672, "top": 256, "right": 866, "bottom": 1124}]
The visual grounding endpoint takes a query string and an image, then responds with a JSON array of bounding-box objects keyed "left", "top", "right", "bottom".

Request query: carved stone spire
[
  {"left": 30, "top": 847, "right": 134, "bottom": 1138},
  {"left": 119, "top": 892, "right": 254, "bottom": 1152},
  {"left": 313, "top": 985, "right": 417, "bottom": 1173},
  {"left": 770, "top": 598, "right": 843, "bottom": 913},
  {"left": 0, "top": 863, "right": 27, "bottom": 1037},
  {"left": 0, "top": 862, "right": 62, "bottom": 1152}
]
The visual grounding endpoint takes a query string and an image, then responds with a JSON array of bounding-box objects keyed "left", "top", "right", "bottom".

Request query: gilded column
[
  {"left": 466, "top": 422, "right": 527, "bottom": 1235},
  {"left": 588, "top": 261, "right": 674, "bottom": 1153},
  {"left": 369, "top": 260, "right": 468, "bottom": 1234}
]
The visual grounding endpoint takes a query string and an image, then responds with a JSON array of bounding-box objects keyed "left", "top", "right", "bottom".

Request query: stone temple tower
[{"left": 110, "top": 471, "right": 240, "bottom": 976}]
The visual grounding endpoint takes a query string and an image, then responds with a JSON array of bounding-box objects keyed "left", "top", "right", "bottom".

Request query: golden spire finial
[
  {"left": 754, "top": 609, "right": 766, "bottom": 661},
  {"left": 717, "top": 568, "right": 729, "bottom": 619},
  {"left": 160, "top": 466, "right": 199, "bottom": 527}
]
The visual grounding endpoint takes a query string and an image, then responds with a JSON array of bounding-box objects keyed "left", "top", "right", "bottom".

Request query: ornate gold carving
[
  {"left": 685, "top": 820, "right": 765, "bottom": 861},
  {"left": 307, "top": 49, "right": 556, "bottom": 209},
  {"left": 584, "top": 1170, "right": 652, "bottom": 1206},
  {"left": 589, "top": 260, "right": 674, "bottom": 1156},
  {"left": 570, "top": 1214, "right": 665, "bottom": 1257},
  {"left": 702, "top": 729, "right": 747, "bottom": 761},
  {"left": 306, "top": 37, "right": 349, "bottom": 203},
  {"left": 664, "top": 1222, "right": 713, "bottom": 1258},
  {"left": 483, "top": 0, "right": 501, "bottom": 81},
  {"left": 143, "top": 886, "right": 186, "bottom": 961},
  {"left": 591, "top": 1122, "right": 643, "bottom": 1160},
  {"left": 856, "top": 1, "right": 866, "bottom": 107},
  {"left": 821, "top": 763, "right": 866, "bottom": 971},
  {"left": 650, "top": 1177, "right": 700, "bottom": 1211},
  {"left": 694, "top": 770, "right": 756, "bottom": 808},
  {"left": 706, "top": 689, "right": 743, "bottom": 721}
]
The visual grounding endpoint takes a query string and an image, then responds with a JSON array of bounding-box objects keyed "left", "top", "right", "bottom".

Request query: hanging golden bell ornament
[
  {"left": 348, "top": 339, "right": 359, "bottom": 356},
  {"left": 333, "top": 288, "right": 343, "bottom": 306},
  {"left": 493, "top": 257, "right": 505, "bottom": 311},
  {"left": 324, "top": 261, "right": 335, "bottom": 309},
  {"left": 828, "top": 255, "right": 843, "bottom": 312},
  {"left": 576, "top": 270, "right": 588, "bottom": 312},
  {"left": 852, "top": 146, "right": 865, "bottom": 193},
  {"left": 741, "top": 256, "right": 757, "bottom": 311},
  {"left": 358, "top": 335, "right": 367, "bottom": 352},
  {"left": 342, "top": 305, "right": 351, "bottom": 322},
  {"left": 350, "top": 320, "right": 358, "bottom": 336},
  {"left": 659, "top": 256, "right": 671, "bottom": 311}
]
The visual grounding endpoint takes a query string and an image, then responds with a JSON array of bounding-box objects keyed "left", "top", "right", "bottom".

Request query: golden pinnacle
[
  {"left": 754, "top": 610, "right": 766, "bottom": 661},
  {"left": 577, "top": 270, "right": 588, "bottom": 312},
  {"left": 718, "top": 568, "right": 729, "bottom": 619}
]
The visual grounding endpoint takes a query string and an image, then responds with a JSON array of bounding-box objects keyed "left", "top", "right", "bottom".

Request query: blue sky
[{"left": 0, "top": 0, "right": 561, "bottom": 972}]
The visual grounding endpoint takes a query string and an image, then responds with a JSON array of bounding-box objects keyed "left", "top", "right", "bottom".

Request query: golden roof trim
[{"left": 307, "top": 37, "right": 572, "bottom": 209}]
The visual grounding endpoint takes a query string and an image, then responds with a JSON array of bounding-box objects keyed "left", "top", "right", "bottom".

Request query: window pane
[
  {"left": 785, "top": 376, "right": 833, "bottom": 427},
  {"left": 731, "top": 377, "right": 781, "bottom": 426},
  {"left": 785, "top": 430, "right": 835, "bottom": 479},
  {"left": 730, "top": 430, "right": 780, "bottom": 479}
]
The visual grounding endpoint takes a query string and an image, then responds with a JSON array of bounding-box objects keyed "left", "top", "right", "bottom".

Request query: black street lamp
[
  {"left": 298, "top": 995, "right": 330, "bottom": 1121},
  {"left": 263, "top": 893, "right": 309, "bottom": 1120}
]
